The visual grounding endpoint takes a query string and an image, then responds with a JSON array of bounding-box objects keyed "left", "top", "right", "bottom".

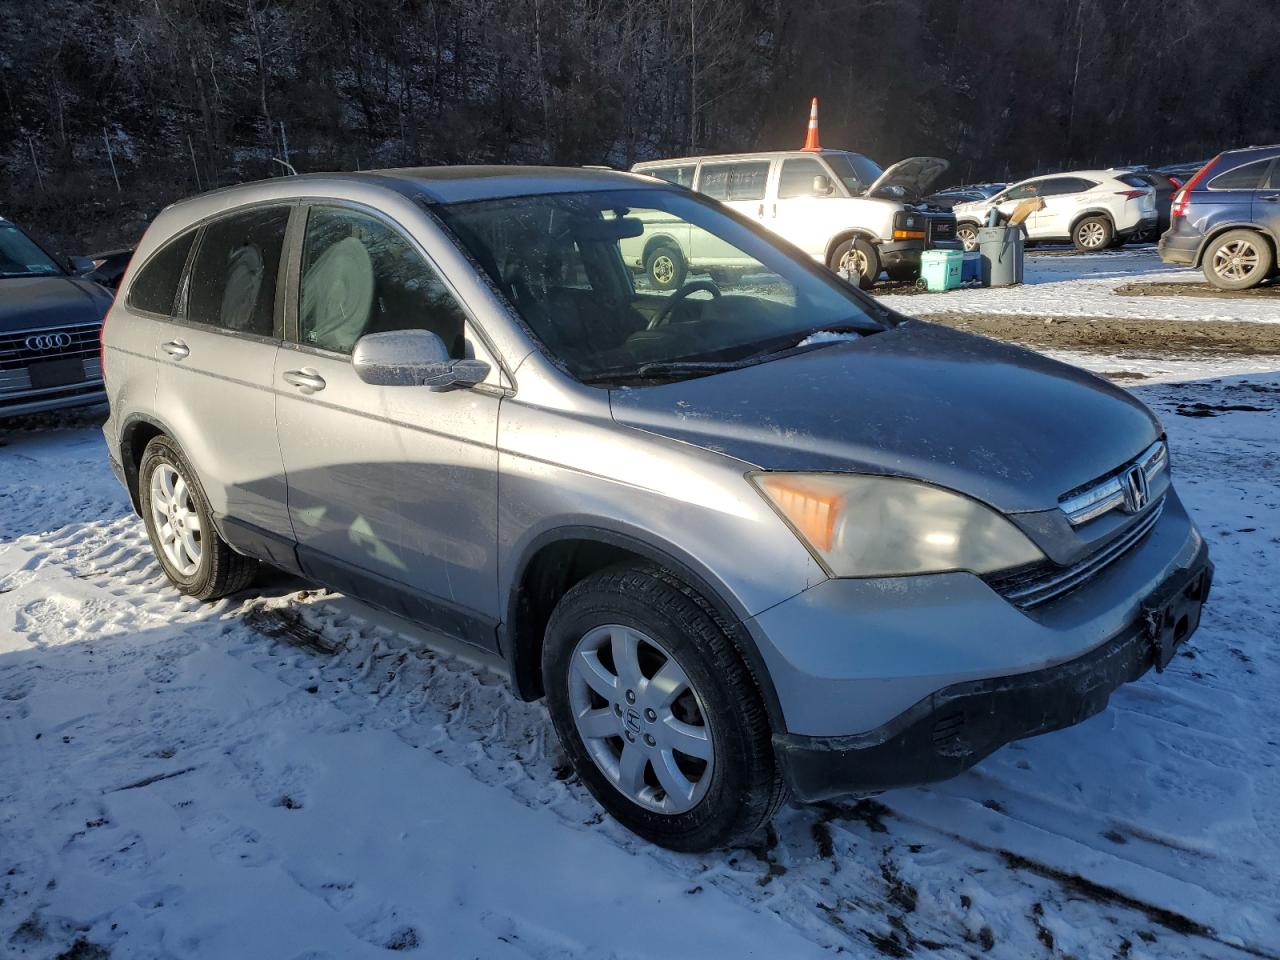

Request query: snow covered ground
[
  {"left": 878, "top": 246, "right": 1280, "bottom": 322},
  {"left": 2, "top": 265, "right": 1279, "bottom": 958}
]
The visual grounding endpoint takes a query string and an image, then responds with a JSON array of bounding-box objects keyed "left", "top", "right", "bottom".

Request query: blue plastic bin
[
  {"left": 961, "top": 251, "right": 981, "bottom": 283},
  {"left": 921, "top": 249, "right": 963, "bottom": 291}
]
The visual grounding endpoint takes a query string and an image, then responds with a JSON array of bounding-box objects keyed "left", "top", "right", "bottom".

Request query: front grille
[
  {"left": 928, "top": 216, "right": 956, "bottom": 244},
  {"left": 0, "top": 321, "right": 103, "bottom": 372},
  {"left": 1059, "top": 440, "right": 1167, "bottom": 525},
  {"left": 987, "top": 497, "right": 1165, "bottom": 610}
]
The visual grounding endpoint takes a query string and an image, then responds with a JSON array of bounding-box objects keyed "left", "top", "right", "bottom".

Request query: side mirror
[
  {"left": 812, "top": 175, "right": 834, "bottom": 196},
  {"left": 69, "top": 255, "right": 96, "bottom": 274},
  {"left": 352, "top": 330, "right": 491, "bottom": 390}
]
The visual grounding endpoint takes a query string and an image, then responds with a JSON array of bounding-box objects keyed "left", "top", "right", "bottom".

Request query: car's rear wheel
[
  {"left": 542, "top": 564, "right": 786, "bottom": 851},
  {"left": 956, "top": 223, "right": 981, "bottom": 252},
  {"left": 1073, "top": 215, "right": 1113, "bottom": 251},
  {"left": 829, "top": 237, "right": 880, "bottom": 290},
  {"left": 644, "top": 243, "right": 687, "bottom": 291},
  {"left": 139, "top": 435, "right": 258, "bottom": 600},
  {"left": 1203, "top": 229, "right": 1273, "bottom": 290}
]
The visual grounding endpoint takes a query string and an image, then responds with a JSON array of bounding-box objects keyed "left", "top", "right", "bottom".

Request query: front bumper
[
  {"left": 878, "top": 238, "right": 962, "bottom": 272},
  {"left": 774, "top": 545, "right": 1211, "bottom": 801},
  {"left": 0, "top": 380, "right": 106, "bottom": 418}
]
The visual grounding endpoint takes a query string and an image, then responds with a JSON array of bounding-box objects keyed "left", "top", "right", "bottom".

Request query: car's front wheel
[
  {"left": 644, "top": 243, "right": 687, "bottom": 291},
  {"left": 829, "top": 237, "right": 880, "bottom": 290},
  {"left": 543, "top": 564, "right": 786, "bottom": 851},
  {"left": 139, "top": 435, "right": 258, "bottom": 600},
  {"left": 1072, "top": 215, "right": 1113, "bottom": 251},
  {"left": 1203, "top": 229, "right": 1274, "bottom": 290}
]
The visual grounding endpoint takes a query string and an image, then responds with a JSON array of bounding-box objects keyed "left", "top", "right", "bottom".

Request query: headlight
[{"left": 751, "top": 473, "right": 1043, "bottom": 577}]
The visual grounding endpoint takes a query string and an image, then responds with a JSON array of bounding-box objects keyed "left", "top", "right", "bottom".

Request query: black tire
[
  {"left": 542, "top": 563, "right": 786, "bottom": 851},
  {"left": 1202, "top": 229, "right": 1274, "bottom": 290},
  {"left": 1109, "top": 235, "right": 1128, "bottom": 248},
  {"left": 138, "top": 435, "right": 258, "bottom": 601},
  {"left": 828, "top": 236, "right": 880, "bottom": 290},
  {"left": 644, "top": 242, "right": 687, "bottom": 290},
  {"left": 1072, "top": 215, "right": 1113, "bottom": 251},
  {"left": 956, "top": 222, "right": 981, "bottom": 253}
]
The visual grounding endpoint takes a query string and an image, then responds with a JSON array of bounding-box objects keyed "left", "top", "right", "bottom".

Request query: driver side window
[
  {"left": 1002, "top": 183, "right": 1040, "bottom": 202},
  {"left": 298, "top": 206, "right": 467, "bottom": 358}
]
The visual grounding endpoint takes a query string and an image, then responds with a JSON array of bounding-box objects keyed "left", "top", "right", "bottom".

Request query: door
[
  {"left": 1031, "top": 176, "right": 1095, "bottom": 237},
  {"left": 692, "top": 160, "right": 772, "bottom": 268},
  {"left": 1205, "top": 157, "right": 1272, "bottom": 225},
  {"left": 1252, "top": 159, "right": 1280, "bottom": 237},
  {"left": 766, "top": 156, "right": 864, "bottom": 259},
  {"left": 152, "top": 203, "right": 294, "bottom": 561},
  {"left": 274, "top": 203, "right": 502, "bottom": 650}
]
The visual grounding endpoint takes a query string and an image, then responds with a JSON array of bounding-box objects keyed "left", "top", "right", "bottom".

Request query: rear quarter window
[
  {"left": 126, "top": 230, "right": 197, "bottom": 316},
  {"left": 697, "top": 161, "right": 770, "bottom": 201},
  {"left": 1208, "top": 159, "right": 1272, "bottom": 190}
]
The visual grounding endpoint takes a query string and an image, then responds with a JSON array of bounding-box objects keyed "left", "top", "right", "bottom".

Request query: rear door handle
[
  {"left": 283, "top": 368, "right": 326, "bottom": 393},
  {"left": 160, "top": 339, "right": 189, "bottom": 360},
  {"left": 1261, "top": 194, "right": 1280, "bottom": 202}
]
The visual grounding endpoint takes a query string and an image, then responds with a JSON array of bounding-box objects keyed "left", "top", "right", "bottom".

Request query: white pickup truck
[{"left": 628, "top": 150, "right": 959, "bottom": 288}]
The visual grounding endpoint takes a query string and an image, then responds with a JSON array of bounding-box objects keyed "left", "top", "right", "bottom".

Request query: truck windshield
[
  {"left": 0, "top": 224, "right": 64, "bottom": 279},
  {"left": 824, "top": 153, "right": 884, "bottom": 195},
  {"left": 436, "top": 188, "right": 884, "bottom": 385}
]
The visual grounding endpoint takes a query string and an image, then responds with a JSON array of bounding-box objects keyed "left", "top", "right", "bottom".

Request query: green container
[{"left": 920, "top": 249, "right": 963, "bottom": 291}]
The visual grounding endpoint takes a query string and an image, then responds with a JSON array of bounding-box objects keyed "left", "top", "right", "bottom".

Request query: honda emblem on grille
[
  {"left": 1121, "top": 464, "right": 1150, "bottom": 513},
  {"left": 25, "top": 332, "right": 72, "bottom": 350}
]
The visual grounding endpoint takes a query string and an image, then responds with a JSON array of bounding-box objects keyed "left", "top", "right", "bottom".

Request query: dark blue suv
[{"left": 1158, "top": 145, "right": 1280, "bottom": 289}]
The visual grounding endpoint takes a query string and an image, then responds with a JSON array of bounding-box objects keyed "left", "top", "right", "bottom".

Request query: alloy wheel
[
  {"left": 1077, "top": 220, "right": 1107, "bottom": 249},
  {"left": 957, "top": 226, "right": 979, "bottom": 252},
  {"left": 650, "top": 254, "right": 676, "bottom": 286},
  {"left": 567, "top": 623, "right": 714, "bottom": 814},
  {"left": 149, "top": 463, "right": 202, "bottom": 576},
  {"left": 1212, "top": 239, "right": 1260, "bottom": 283}
]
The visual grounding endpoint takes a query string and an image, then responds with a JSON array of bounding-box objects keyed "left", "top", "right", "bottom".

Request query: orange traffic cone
[{"left": 801, "top": 97, "right": 821, "bottom": 151}]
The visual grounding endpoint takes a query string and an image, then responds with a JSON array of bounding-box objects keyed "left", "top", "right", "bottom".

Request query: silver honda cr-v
[{"left": 102, "top": 166, "right": 1211, "bottom": 851}]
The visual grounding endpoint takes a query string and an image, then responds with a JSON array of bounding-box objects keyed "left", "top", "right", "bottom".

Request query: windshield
[
  {"left": 436, "top": 188, "right": 883, "bottom": 384},
  {"left": 0, "top": 224, "right": 63, "bottom": 278},
  {"left": 823, "top": 153, "right": 884, "bottom": 195}
]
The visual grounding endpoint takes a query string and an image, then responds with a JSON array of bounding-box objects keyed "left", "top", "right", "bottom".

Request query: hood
[
  {"left": 0, "top": 275, "right": 112, "bottom": 333},
  {"left": 609, "top": 323, "right": 1161, "bottom": 514},
  {"left": 866, "top": 157, "right": 949, "bottom": 201}
]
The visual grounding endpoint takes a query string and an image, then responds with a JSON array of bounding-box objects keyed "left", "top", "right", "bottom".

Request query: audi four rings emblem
[{"left": 24, "top": 332, "right": 72, "bottom": 350}]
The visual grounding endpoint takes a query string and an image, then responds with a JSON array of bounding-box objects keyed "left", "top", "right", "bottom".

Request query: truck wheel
[
  {"left": 829, "top": 237, "right": 880, "bottom": 290},
  {"left": 542, "top": 563, "right": 786, "bottom": 851},
  {"left": 139, "top": 435, "right": 258, "bottom": 600},
  {"left": 1203, "top": 229, "right": 1273, "bottom": 290},
  {"left": 1072, "top": 215, "right": 1113, "bottom": 251},
  {"left": 956, "top": 223, "right": 980, "bottom": 252},
  {"left": 645, "top": 243, "right": 687, "bottom": 290}
]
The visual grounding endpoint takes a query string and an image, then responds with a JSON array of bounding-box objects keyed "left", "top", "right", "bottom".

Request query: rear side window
[
  {"left": 1208, "top": 159, "right": 1271, "bottom": 191},
  {"left": 127, "top": 230, "right": 196, "bottom": 316},
  {"left": 298, "top": 206, "right": 468, "bottom": 358},
  {"left": 643, "top": 165, "right": 694, "bottom": 188},
  {"left": 1115, "top": 173, "right": 1152, "bottom": 189},
  {"left": 698, "top": 161, "right": 770, "bottom": 201},
  {"left": 187, "top": 206, "right": 290, "bottom": 336},
  {"left": 777, "top": 157, "right": 833, "bottom": 198}
]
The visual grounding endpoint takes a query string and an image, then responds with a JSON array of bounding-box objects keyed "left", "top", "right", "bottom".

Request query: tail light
[
  {"left": 1115, "top": 190, "right": 1147, "bottom": 200},
  {"left": 1171, "top": 155, "right": 1220, "bottom": 218},
  {"left": 1168, "top": 176, "right": 1183, "bottom": 189}
]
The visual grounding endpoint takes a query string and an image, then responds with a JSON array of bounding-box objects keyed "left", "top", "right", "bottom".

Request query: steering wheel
[{"left": 647, "top": 279, "right": 722, "bottom": 330}]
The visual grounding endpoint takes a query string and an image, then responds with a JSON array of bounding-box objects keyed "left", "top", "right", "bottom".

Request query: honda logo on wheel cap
[
  {"left": 25, "top": 332, "right": 72, "bottom": 350},
  {"left": 1121, "top": 464, "right": 1150, "bottom": 513}
]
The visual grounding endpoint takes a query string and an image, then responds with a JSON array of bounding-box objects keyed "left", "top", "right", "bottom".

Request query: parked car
[
  {"left": 1, "top": 216, "right": 113, "bottom": 417},
  {"left": 1109, "top": 169, "right": 1181, "bottom": 240},
  {"left": 1157, "top": 160, "right": 1207, "bottom": 183},
  {"left": 631, "top": 150, "right": 959, "bottom": 289},
  {"left": 80, "top": 248, "right": 134, "bottom": 289},
  {"left": 924, "top": 183, "right": 1007, "bottom": 209},
  {"left": 1158, "top": 145, "right": 1280, "bottom": 290},
  {"left": 953, "top": 171, "right": 1157, "bottom": 252},
  {"left": 102, "top": 167, "right": 1211, "bottom": 851}
]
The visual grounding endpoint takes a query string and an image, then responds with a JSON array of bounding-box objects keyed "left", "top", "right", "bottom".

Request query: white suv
[
  {"left": 952, "top": 171, "right": 1157, "bottom": 252},
  {"left": 630, "top": 151, "right": 958, "bottom": 288}
]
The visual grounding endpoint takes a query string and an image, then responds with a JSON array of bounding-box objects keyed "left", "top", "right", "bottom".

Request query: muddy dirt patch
[{"left": 1115, "top": 280, "right": 1280, "bottom": 299}]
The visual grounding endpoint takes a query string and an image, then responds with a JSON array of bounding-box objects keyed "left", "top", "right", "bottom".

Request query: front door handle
[
  {"left": 283, "top": 368, "right": 326, "bottom": 393},
  {"left": 1260, "top": 194, "right": 1280, "bottom": 202},
  {"left": 160, "top": 339, "right": 189, "bottom": 360}
]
